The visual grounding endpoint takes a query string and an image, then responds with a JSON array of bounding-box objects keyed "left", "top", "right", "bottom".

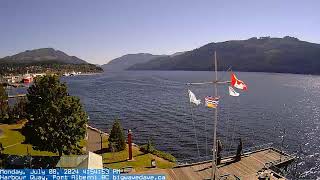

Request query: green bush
[{"left": 153, "top": 150, "right": 176, "bottom": 162}]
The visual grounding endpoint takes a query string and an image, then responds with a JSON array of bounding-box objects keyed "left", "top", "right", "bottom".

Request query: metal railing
[
  {"left": 177, "top": 142, "right": 275, "bottom": 165},
  {"left": 243, "top": 142, "right": 274, "bottom": 154}
]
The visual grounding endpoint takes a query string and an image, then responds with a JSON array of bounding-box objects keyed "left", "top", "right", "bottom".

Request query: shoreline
[{"left": 78, "top": 72, "right": 103, "bottom": 76}]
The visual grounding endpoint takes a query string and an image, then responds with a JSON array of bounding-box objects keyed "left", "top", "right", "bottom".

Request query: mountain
[
  {"left": 128, "top": 36, "right": 320, "bottom": 74},
  {"left": 102, "top": 53, "right": 166, "bottom": 71},
  {"left": 0, "top": 48, "right": 88, "bottom": 64},
  {"left": 0, "top": 48, "right": 103, "bottom": 75}
]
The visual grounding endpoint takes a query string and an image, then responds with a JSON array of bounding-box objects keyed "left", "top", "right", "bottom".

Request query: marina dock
[{"left": 133, "top": 147, "right": 294, "bottom": 180}]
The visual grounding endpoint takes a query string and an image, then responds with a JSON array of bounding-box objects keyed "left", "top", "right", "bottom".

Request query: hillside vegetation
[{"left": 128, "top": 36, "right": 320, "bottom": 74}]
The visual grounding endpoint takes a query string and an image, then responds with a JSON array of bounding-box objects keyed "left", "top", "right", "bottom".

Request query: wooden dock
[{"left": 132, "top": 147, "right": 294, "bottom": 180}]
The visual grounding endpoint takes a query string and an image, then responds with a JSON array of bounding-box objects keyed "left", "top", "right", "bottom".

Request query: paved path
[
  {"left": 4, "top": 143, "right": 20, "bottom": 149},
  {"left": 86, "top": 125, "right": 109, "bottom": 152}
]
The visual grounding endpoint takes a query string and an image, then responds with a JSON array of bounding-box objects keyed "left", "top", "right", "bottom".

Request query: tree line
[{"left": 0, "top": 62, "right": 103, "bottom": 76}]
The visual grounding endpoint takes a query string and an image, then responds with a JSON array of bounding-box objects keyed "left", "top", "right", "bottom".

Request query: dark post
[
  {"left": 217, "top": 139, "right": 222, "bottom": 165},
  {"left": 128, "top": 129, "right": 132, "bottom": 160},
  {"left": 100, "top": 131, "right": 103, "bottom": 151},
  {"left": 235, "top": 138, "right": 243, "bottom": 162}
]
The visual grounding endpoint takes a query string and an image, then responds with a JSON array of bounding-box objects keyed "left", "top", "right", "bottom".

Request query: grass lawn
[
  {"left": 102, "top": 144, "right": 175, "bottom": 172},
  {"left": 0, "top": 122, "right": 176, "bottom": 172},
  {"left": 0, "top": 122, "right": 56, "bottom": 156}
]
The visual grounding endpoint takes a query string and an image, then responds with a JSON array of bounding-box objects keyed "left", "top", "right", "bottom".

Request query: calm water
[{"left": 62, "top": 71, "right": 319, "bottom": 179}]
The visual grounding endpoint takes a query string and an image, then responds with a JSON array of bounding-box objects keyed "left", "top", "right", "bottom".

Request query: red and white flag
[
  {"left": 231, "top": 73, "right": 247, "bottom": 90},
  {"left": 228, "top": 86, "right": 240, "bottom": 97}
]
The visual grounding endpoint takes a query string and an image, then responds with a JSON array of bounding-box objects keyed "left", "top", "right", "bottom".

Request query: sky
[{"left": 0, "top": 0, "right": 319, "bottom": 65}]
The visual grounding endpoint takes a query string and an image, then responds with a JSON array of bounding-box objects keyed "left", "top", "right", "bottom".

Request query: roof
[
  {"left": 5, "top": 151, "right": 103, "bottom": 169},
  {"left": 56, "top": 151, "right": 103, "bottom": 169}
]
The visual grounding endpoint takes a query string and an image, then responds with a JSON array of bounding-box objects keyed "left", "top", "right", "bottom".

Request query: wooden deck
[{"left": 132, "top": 147, "right": 294, "bottom": 180}]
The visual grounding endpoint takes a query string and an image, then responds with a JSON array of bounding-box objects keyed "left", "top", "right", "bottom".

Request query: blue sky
[{"left": 0, "top": 0, "right": 319, "bottom": 64}]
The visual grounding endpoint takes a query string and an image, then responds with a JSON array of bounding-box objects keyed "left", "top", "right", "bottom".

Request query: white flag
[
  {"left": 229, "top": 86, "right": 240, "bottom": 97},
  {"left": 188, "top": 89, "right": 201, "bottom": 105}
]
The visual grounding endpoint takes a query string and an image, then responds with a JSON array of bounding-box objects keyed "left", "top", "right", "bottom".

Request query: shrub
[{"left": 140, "top": 139, "right": 176, "bottom": 162}]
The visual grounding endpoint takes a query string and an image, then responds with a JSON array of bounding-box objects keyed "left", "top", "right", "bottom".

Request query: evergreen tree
[
  {"left": 12, "top": 97, "right": 28, "bottom": 119},
  {"left": 108, "top": 119, "right": 126, "bottom": 152},
  {"left": 22, "top": 75, "right": 88, "bottom": 156},
  {"left": 146, "top": 138, "right": 155, "bottom": 153},
  {"left": 0, "top": 84, "right": 8, "bottom": 122}
]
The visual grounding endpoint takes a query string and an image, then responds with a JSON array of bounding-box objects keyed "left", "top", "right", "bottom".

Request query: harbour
[
  {"left": 61, "top": 71, "right": 320, "bottom": 179},
  {"left": 1, "top": 1, "right": 319, "bottom": 179},
  {"left": 2, "top": 70, "right": 319, "bottom": 178}
]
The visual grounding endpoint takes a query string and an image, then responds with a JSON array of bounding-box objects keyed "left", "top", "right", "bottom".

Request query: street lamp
[{"left": 100, "top": 131, "right": 103, "bottom": 151}]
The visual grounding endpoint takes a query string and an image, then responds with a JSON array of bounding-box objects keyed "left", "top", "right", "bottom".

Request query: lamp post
[
  {"left": 128, "top": 129, "right": 133, "bottom": 160},
  {"left": 100, "top": 131, "right": 103, "bottom": 151}
]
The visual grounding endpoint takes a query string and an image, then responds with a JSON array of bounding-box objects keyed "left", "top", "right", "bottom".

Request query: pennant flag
[
  {"left": 205, "top": 96, "right": 219, "bottom": 108},
  {"left": 231, "top": 73, "right": 247, "bottom": 90},
  {"left": 229, "top": 86, "right": 240, "bottom": 97},
  {"left": 188, "top": 89, "right": 201, "bottom": 105}
]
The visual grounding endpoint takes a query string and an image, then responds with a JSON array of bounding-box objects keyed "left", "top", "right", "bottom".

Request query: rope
[
  {"left": 217, "top": 66, "right": 232, "bottom": 83},
  {"left": 204, "top": 114, "right": 208, "bottom": 156},
  {"left": 184, "top": 65, "right": 235, "bottom": 162},
  {"left": 228, "top": 100, "right": 238, "bottom": 153},
  {"left": 224, "top": 96, "right": 231, "bottom": 156},
  {"left": 187, "top": 89, "right": 201, "bottom": 158}
]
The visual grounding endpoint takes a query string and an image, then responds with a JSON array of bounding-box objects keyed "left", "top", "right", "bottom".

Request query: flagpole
[
  {"left": 211, "top": 51, "right": 218, "bottom": 180},
  {"left": 185, "top": 52, "right": 246, "bottom": 180}
]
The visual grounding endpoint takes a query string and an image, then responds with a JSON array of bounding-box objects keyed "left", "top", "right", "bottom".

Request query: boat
[
  {"left": 63, "top": 71, "right": 79, "bottom": 76},
  {"left": 70, "top": 71, "right": 76, "bottom": 76},
  {"left": 23, "top": 74, "right": 33, "bottom": 83},
  {"left": 63, "top": 72, "right": 70, "bottom": 76}
]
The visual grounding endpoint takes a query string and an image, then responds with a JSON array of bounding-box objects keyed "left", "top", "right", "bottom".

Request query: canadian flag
[{"left": 231, "top": 73, "right": 247, "bottom": 90}]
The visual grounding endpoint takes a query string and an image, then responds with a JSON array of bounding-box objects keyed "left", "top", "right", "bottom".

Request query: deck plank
[{"left": 133, "top": 148, "right": 293, "bottom": 180}]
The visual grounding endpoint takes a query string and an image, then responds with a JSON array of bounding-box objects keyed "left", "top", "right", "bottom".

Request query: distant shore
[{"left": 78, "top": 72, "right": 103, "bottom": 76}]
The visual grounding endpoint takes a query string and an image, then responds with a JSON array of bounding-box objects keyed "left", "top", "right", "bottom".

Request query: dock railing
[
  {"left": 176, "top": 142, "right": 288, "bottom": 165},
  {"left": 243, "top": 142, "right": 274, "bottom": 154}
]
